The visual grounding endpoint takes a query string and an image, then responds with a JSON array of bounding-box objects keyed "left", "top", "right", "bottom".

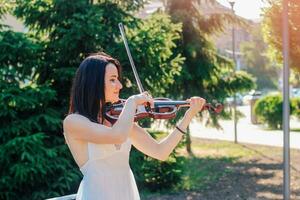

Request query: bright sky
[{"left": 216, "top": 0, "right": 269, "bottom": 20}]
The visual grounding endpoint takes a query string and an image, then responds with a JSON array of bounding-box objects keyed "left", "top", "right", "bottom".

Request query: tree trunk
[{"left": 186, "top": 125, "right": 192, "bottom": 155}]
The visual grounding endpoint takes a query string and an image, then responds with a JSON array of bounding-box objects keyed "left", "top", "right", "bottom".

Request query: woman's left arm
[{"left": 130, "top": 110, "right": 195, "bottom": 161}]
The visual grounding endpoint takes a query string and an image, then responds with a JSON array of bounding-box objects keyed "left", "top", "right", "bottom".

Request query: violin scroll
[{"left": 203, "top": 103, "right": 223, "bottom": 114}]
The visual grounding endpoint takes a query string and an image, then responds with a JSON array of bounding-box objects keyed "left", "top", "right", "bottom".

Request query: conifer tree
[
  {"left": 1, "top": 0, "right": 184, "bottom": 198},
  {"left": 165, "top": 0, "right": 255, "bottom": 153},
  {"left": 0, "top": 28, "right": 81, "bottom": 200}
]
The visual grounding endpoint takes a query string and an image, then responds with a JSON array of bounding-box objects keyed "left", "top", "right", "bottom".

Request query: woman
[{"left": 63, "top": 52, "right": 206, "bottom": 200}]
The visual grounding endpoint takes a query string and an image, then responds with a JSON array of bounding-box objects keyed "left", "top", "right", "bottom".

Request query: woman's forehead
[{"left": 106, "top": 63, "right": 118, "bottom": 75}]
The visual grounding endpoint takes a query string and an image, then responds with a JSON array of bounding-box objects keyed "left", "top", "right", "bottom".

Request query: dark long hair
[{"left": 68, "top": 52, "right": 122, "bottom": 124}]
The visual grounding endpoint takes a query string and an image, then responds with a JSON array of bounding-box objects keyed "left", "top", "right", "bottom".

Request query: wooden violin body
[{"left": 105, "top": 98, "right": 223, "bottom": 124}]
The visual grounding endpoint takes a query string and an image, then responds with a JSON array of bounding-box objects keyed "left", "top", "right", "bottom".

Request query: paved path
[{"left": 189, "top": 105, "right": 300, "bottom": 149}]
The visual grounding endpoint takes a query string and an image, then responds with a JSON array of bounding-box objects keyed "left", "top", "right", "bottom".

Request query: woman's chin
[
  {"left": 105, "top": 96, "right": 120, "bottom": 104},
  {"left": 112, "top": 98, "right": 120, "bottom": 103}
]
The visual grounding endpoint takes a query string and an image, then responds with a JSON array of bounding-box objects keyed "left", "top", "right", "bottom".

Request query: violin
[
  {"left": 105, "top": 98, "right": 223, "bottom": 124},
  {"left": 104, "top": 23, "right": 223, "bottom": 124}
]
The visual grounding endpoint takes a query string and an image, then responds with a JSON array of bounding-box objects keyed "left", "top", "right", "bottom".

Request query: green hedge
[
  {"left": 254, "top": 94, "right": 299, "bottom": 129},
  {"left": 291, "top": 97, "right": 300, "bottom": 119},
  {"left": 130, "top": 130, "right": 185, "bottom": 192}
]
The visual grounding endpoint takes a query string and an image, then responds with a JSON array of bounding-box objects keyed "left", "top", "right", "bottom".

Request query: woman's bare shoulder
[
  {"left": 63, "top": 114, "right": 90, "bottom": 131},
  {"left": 63, "top": 113, "right": 119, "bottom": 144},
  {"left": 64, "top": 113, "right": 89, "bottom": 122}
]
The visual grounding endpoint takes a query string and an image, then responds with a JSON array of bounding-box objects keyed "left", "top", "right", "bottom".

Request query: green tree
[
  {"left": 3, "top": 0, "right": 185, "bottom": 198},
  {"left": 165, "top": 0, "right": 255, "bottom": 153},
  {"left": 0, "top": 28, "right": 81, "bottom": 199},
  {"left": 118, "top": 12, "right": 184, "bottom": 97},
  {"left": 262, "top": 0, "right": 300, "bottom": 72},
  {"left": 240, "top": 24, "right": 278, "bottom": 90},
  {"left": 13, "top": 0, "right": 184, "bottom": 108}
]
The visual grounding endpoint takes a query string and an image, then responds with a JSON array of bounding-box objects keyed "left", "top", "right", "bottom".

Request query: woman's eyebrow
[{"left": 110, "top": 75, "right": 118, "bottom": 78}]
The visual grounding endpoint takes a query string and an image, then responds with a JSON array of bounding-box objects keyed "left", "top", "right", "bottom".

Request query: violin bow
[
  {"left": 118, "top": 23, "right": 145, "bottom": 94},
  {"left": 118, "top": 23, "right": 222, "bottom": 114}
]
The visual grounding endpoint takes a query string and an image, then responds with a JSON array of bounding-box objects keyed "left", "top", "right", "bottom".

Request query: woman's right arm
[{"left": 63, "top": 94, "right": 152, "bottom": 144}]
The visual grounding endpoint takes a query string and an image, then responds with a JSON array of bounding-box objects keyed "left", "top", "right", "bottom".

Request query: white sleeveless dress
[{"left": 76, "top": 138, "right": 140, "bottom": 200}]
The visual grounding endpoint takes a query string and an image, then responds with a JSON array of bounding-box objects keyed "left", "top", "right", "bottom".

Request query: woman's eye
[{"left": 110, "top": 79, "right": 116, "bottom": 82}]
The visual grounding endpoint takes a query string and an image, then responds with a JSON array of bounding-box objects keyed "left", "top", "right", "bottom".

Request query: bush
[
  {"left": 130, "top": 130, "right": 185, "bottom": 192},
  {"left": 291, "top": 97, "right": 300, "bottom": 119},
  {"left": 0, "top": 82, "right": 81, "bottom": 200},
  {"left": 254, "top": 94, "right": 297, "bottom": 129}
]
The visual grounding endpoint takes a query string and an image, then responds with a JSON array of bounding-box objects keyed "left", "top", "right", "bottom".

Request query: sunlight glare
[{"left": 216, "top": 0, "right": 269, "bottom": 20}]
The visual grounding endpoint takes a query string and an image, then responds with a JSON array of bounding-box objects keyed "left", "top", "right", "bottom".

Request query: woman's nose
[{"left": 118, "top": 80, "right": 123, "bottom": 89}]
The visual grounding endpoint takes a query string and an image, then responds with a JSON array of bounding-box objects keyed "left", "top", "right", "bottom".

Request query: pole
[
  {"left": 230, "top": 2, "right": 238, "bottom": 143},
  {"left": 282, "top": 0, "right": 290, "bottom": 199}
]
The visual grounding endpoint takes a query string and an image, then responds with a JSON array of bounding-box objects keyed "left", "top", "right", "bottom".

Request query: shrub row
[
  {"left": 130, "top": 130, "right": 185, "bottom": 192},
  {"left": 254, "top": 94, "right": 300, "bottom": 129}
]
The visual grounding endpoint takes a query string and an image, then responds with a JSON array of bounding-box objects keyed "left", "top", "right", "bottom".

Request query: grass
[
  {"left": 291, "top": 128, "right": 300, "bottom": 132},
  {"left": 140, "top": 138, "right": 265, "bottom": 199},
  {"left": 177, "top": 139, "right": 261, "bottom": 191},
  {"left": 141, "top": 129, "right": 300, "bottom": 199},
  {"left": 258, "top": 126, "right": 300, "bottom": 133},
  {"left": 179, "top": 156, "right": 235, "bottom": 191}
]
